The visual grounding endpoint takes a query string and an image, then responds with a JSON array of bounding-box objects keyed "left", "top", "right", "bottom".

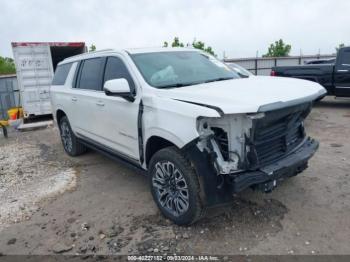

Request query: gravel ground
[{"left": 0, "top": 96, "right": 349, "bottom": 256}]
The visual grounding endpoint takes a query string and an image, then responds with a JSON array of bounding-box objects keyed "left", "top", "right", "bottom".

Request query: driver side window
[
  {"left": 104, "top": 57, "right": 136, "bottom": 94},
  {"left": 340, "top": 50, "right": 350, "bottom": 66}
]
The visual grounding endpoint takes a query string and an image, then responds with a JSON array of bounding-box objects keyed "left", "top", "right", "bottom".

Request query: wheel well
[
  {"left": 56, "top": 110, "right": 66, "bottom": 124},
  {"left": 146, "top": 136, "right": 176, "bottom": 167}
]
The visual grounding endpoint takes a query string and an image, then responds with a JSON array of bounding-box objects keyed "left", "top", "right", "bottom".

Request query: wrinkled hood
[{"left": 156, "top": 76, "right": 326, "bottom": 114}]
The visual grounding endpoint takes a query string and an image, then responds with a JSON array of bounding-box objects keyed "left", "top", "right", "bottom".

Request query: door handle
[
  {"left": 96, "top": 101, "right": 105, "bottom": 106},
  {"left": 71, "top": 97, "right": 77, "bottom": 102},
  {"left": 337, "top": 69, "right": 349, "bottom": 72}
]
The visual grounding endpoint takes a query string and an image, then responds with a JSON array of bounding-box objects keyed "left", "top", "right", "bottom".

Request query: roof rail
[
  {"left": 63, "top": 48, "right": 115, "bottom": 61},
  {"left": 88, "top": 48, "right": 114, "bottom": 54}
]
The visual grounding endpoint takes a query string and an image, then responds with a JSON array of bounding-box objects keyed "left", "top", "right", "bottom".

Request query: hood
[{"left": 156, "top": 76, "right": 326, "bottom": 114}]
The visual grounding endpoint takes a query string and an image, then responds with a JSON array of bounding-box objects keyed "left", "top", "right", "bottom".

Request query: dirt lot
[{"left": 0, "top": 97, "right": 349, "bottom": 256}]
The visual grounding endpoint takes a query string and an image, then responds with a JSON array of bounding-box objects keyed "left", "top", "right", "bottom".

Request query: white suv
[{"left": 50, "top": 48, "right": 326, "bottom": 225}]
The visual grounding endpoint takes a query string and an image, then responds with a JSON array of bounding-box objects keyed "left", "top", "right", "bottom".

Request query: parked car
[
  {"left": 50, "top": 48, "right": 325, "bottom": 225},
  {"left": 226, "top": 62, "right": 254, "bottom": 78},
  {"left": 271, "top": 47, "right": 350, "bottom": 98}
]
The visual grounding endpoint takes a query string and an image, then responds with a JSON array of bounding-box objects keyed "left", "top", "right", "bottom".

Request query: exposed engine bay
[{"left": 196, "top": 102, "right": 313, "bottom": 176}]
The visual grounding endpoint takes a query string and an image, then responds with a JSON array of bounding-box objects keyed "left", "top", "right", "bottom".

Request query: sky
[{"left": 1, "top": 0, "right": 349, "bottom": 59}]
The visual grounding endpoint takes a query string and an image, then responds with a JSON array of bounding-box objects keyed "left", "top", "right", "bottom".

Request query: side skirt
[{"left": 77, "top": 133, "right": 146, "bottom": 175}]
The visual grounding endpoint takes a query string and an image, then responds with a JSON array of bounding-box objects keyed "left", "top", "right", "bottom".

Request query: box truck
[{"left": 12, "top": 42, "right": 86, "bottom": 118}]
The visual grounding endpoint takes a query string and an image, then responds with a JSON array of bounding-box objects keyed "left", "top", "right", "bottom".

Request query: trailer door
[{"left": 12, "top": 44, "right": 54, "bottom": 117}]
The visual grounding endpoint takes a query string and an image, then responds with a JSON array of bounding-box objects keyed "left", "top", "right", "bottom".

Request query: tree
[
  {"left": 336, "top": 43, "right": 345, "bottom": 52},
  {"left": 171, "top": 37, "right": 184, "bottom": 47},
  {"left": 89, "top": 44, "right": 96, "bottom": 52},
  {"left": 0, "top": 56, "right": 16, "bottom": 75},
  {"left": 263, "top": 39, "right": 291, "bottom": 57},
  {"left": 162, "top": 37, "right": 216, "bottom": 56},
  {"left": 192, "top": 39, "right": 216, "bottom": 56}
]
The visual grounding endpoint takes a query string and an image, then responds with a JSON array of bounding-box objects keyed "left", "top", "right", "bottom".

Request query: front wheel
[{"left": 149, "top": 147, "right": 204, "bottom": 225}]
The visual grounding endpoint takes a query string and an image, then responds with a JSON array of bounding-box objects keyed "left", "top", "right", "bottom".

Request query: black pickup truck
[{"left": 271, "top": 47, "right": 350, "bottom": 97}]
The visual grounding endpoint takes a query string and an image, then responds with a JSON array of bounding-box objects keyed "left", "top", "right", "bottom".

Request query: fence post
[{"left": 255, "top": 58, "right": 258, "bottom": 75}]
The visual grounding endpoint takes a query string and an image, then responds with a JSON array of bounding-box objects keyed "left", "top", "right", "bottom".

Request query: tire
[
  {"left": 149, "top": 146, "right": 204, "bottom": 225},
  {"left": 59, "top": 116, "right": 87, "bottom": 156}
]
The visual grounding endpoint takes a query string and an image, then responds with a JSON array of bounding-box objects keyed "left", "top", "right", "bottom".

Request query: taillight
[{"left": 270, "top": 70, "right": 277, "bottom": 76}]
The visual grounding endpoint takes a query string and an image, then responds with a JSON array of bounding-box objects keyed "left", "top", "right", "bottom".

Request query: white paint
[{"left": 156, "top": 76, "right": 326, "bottom": 114}]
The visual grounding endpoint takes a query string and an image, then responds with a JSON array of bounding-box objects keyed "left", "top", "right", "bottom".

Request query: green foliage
[
  {"left": 89, "top": 44, "right": 97, "bottom": 52},
  {"left": 171, "top": 37, "right": 184, "bottom": 47},
  {"left": 263, "top": 39, "right": 291, "bottom": 57},
  {"left": 0, "top": 56, "right": 16, "bottom": 75},
  {"left": 192, "top": 40, "right": 215, "bottom": 56},
  {"left": 163, "top": 37, "right": 216, "bottom": 56},
  {"left": 336, "top": 43, "right": 345, "bottom": 52}
]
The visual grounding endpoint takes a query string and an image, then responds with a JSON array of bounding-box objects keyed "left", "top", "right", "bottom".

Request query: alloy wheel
[{"left": 152, "top": 161, "right": 189, "bottom": 216}]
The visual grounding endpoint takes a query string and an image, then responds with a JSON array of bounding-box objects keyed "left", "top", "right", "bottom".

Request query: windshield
[{"left": 131, "top": 51, "right": 239, "bottom": 88}]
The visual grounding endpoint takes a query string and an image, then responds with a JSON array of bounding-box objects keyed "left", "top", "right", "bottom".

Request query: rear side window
[
  {"left": 104, "top": 57, "right": 135, "bottom": 94},
  {"left": 52, "top": 63, "right": 72, "bottom": 85},
  {"left": 78, "top": 58, "right": 104, "bottom": 90}
]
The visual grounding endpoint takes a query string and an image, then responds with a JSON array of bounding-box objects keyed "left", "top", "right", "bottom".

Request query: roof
[{"left": 60, "top": 47, "right": 200, "bottom": 65}]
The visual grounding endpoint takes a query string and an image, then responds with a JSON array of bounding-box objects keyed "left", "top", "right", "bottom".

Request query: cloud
[{"left": 1, "top": 0, "right": 349, "bottom": 58}]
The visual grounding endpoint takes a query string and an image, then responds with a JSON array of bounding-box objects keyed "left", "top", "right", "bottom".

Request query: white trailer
[{"left": 12, "top": 42, "right": 86, "bottom": 118}]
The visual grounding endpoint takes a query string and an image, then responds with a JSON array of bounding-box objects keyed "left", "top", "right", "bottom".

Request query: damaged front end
[{"left": 183, "top": 102, "right": 319, "bottom": 207}]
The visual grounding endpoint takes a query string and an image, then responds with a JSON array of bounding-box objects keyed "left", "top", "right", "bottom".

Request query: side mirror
[{"left": 104, "top": 78, "right": 135, "bottom": 102}]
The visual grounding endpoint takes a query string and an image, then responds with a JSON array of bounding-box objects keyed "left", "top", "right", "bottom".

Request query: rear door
[
  {"left": 334, "top": 47, "right": 350, "bottom": 96},
  {"left": 12, "top": 44, "right": 53, "bottom": 117},
  {"left": 73, "top": 57, "right": 105, "bottom": 140}
]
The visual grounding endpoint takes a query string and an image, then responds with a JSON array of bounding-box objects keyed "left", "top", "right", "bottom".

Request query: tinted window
[
  {"left": 78, "top": 58, "right": 103, "bottom": 90},
  {"left": 340, "top": 50, "right": 350, "bottom": 65},
  {"left": 104, "top": 57, "right": 135, "bottom": 94},
  {"left": 52, "top": 63, "right": 72, "bottom": 85}
]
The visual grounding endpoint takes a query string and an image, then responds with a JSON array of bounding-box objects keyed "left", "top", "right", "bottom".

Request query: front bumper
[{"left": 229, "top": 137, "right": 319, "bottom": 193}]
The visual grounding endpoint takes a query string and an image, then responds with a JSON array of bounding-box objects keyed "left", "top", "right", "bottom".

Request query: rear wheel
[
  {"left": 59, "top": 116, "right": 87, "bottom": 156},
  {"left": 149, "top": 147, "right": 204, "bottom": 225}
]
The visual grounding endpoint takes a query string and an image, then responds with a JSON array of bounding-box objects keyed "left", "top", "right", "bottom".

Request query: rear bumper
[{"left": 229, "top": 137, "right": 319, "bottom": 193}]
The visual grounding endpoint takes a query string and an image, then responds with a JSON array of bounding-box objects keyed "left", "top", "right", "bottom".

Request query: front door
[
  {"left": 334, "top": 47, "right": 350, "bottom": 97},
  {"left": 93, "top": 56, "right": 140, "bottom": 160}
]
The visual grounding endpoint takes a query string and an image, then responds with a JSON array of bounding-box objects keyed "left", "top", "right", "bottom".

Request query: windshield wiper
[
  {"left": 204, "top": 77, "right": 234, "bottom": 83},
  {"left": 158, "top": 82, "right": 197, "bottom": 89}
]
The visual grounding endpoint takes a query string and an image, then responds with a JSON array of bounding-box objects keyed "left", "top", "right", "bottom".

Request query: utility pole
[{"left": 223, "top": 51, "right": 226, "bottom": 60}]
